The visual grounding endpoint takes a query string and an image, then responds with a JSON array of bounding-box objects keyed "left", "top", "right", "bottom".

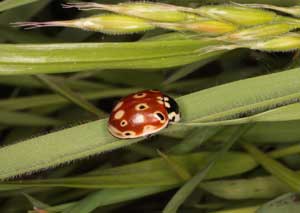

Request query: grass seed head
[
  {"left": 252, "top": 34, "right": 300, "bottom": 52},
  {"left": 224, "top": 23, "right": 300, "bottom": 41},
  {"left": 63, "top": 2, "right": 201, "bottom": 22},
  {"left": 194, "top": 5, "right": 277, "bottom": 26},
  {"left": 13, "top": 14, "right": 155, "bottom": 35},
  {"left": 156, "top": 20, "right": 236, "bottom": 34}
]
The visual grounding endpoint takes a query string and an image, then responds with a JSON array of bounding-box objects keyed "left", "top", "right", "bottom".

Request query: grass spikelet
[
  {"left": 63, "top": 2, "right": 201, "bottom": 22},
  {"left": 192, "top": 5, "right": 277, "bottom": 26},
  {"left": 14, "top": 14, "right": 154, "bottom": 35}
]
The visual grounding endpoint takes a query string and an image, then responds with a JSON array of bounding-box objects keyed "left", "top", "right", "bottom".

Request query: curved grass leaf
[
  {"left": 0, "top": 110, "right": 61, "bottom": 126},
  {"left": 201, "top": 145, "right": 300, "bottom": 200},
  {"left": 210, "top": 206, "right": 259, "bottom": 213},
  {"left": 177, "top": 103, "right": 300, "bottom": 127},
  {"left": 163, "top": 125, "right": 251, "bottom": 213},
  {"left": 163, "top": 57, "right": 221, "bottom": 84},
  {"left": 0, "top": 27, "right": 60, "bottom": 43},
  {"left": 62, "top": 187, "right": 174, "bottom": 213},
  {"left": 176, "top": 68, "right": 300, "bottom": 123},
  {"left": 202, "top": 175, "right": 290, "bottom": 200},
  {"left": 257, "top": 193, "right": 300, "bottom": 213},
  {"left": 0, "top": 0, "right": 43, "bottom": 13},
  {"left": 242, "top": 143, "right": 300, "bottom": 191},
  {"left": 0, "top": 152, "right": 256, "bottom": 190},
  {"left": 0, "top": 40, "right": 223, "bottom": 75},
  {"left": 36, "top": 74, "right": 105, "bottom": 117},
  {"left": 169, "top": 127, "right": 222, "bottom": 154},
  {"left": 0, "top": 75, "right": 110, "bottom": 90},
  {"left": 23, "top": 193, "right": 50, "bottom": 210},
  {"left": 0, "top": 88, "right": 139, "bottom": 111},
  {"left": 216, "top": 120, "right": 300, "bottom": 144},
  {"left": 157, "top": 150, "right": 191, "bottom": 180},
  {"left": 0, "top": 68, "right": 300, "bottom": 179}
]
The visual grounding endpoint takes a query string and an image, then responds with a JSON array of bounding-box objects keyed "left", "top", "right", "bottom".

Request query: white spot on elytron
[
  {"left": 135, "top": 103, "right": 149, "bottom": 111},
  {"left": 165, "top": 102, "right": 171, "bottom": 108},
  {"left": 157, "top": 96, "right": 163, "bottom": 100},
  {"left": 114, "top": 110, "right": 125, "bottom": 119},
  {"left": 113, "top": 101, "right": 123, "bottom": 111},
  {"left": 133, "top": 114, "right": 145, "bottom": 124},
  {"left": 133, "top": 93, "right": 146, "bottom": 98},
  {"left": 168, "top": 112, "right": 181, "bottom": 122},
  {"left": 123, "top": 131, "right": 136, "bottom": 137},
  {"left": 143, "top": 125, "right": 156, "bottom": 134},
  {"left": 120, "top": 120, "right": 128, "bottom": 127},
  {"left": 157, "top": 100, "right": 164, "bottom": 105}
]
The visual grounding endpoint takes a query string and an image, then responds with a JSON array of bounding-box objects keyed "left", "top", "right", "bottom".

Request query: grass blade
[
  {"left": 0, "top": 0, "right": 41, "bottom": 13},
  {"left": 36, "top": 74, "right": 106, "bottom": 117},
  {"left": 0, "top": 110, "right": 61, "bottom": 126},
  {"left": 169, "top": 127, "right": 222, "bottom": 154},
  {"left": 0, "top": 40, "right": 223, "bottom": 75},
  {"left": 242, "top": 143, "right": 300, "bottom": 191},
  {"left": 162, "top": 124, "right": 252, "bottom": 213},
  {"left": 0, "top": 152, "right": 257, "bottom": 189},
  {"left": 256, "top": 193, "right": 300, "bottom": 213},
  {"left": 0, "top": 68, "right": 300, "bottom": 178},
  {"left": 177, "top": 103, "right": 300, "bottom": 126},
  {"left": 210, "top": 206, "right": 259, "bottom": 213},
  {"left": 62, "top": 187, "right": 173, "bottom": 213},
  {"left": 0, "top": 88, "right": 139, "bottom": 111},
  {"left": 0, "top": 75, "right": 110, "bottom": 90}
]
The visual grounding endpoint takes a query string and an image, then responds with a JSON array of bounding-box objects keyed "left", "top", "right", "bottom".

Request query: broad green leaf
[
  {"left": 257, "top": 193, "right": 300, "bottom": 213},
  {"left": 0, "top": 39, "right": 223, "bottom": 75},
  {"left": 0, "top": 68, "right": 300, "bottom": 178}
]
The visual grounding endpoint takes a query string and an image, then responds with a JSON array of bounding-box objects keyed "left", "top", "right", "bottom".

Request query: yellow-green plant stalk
[
  {"left": 221, "top": 22, "right": 300, "bottom": 41},
  {"left": 233, "top": 3, "right": 300, "bottom": 18},
  {"left": 155, "top": 19, "right": 237, "bottom": 34},
  {"left": 63, "top": 2, "right": 201, "bottom": 22},
  {"left": 13, "top": 14, "right": 154, "bottom": 35}
]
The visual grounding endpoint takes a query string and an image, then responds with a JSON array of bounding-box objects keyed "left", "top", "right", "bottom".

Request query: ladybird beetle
[{"left": 108, "top": 90, "right": 180, "bottom": 139}]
